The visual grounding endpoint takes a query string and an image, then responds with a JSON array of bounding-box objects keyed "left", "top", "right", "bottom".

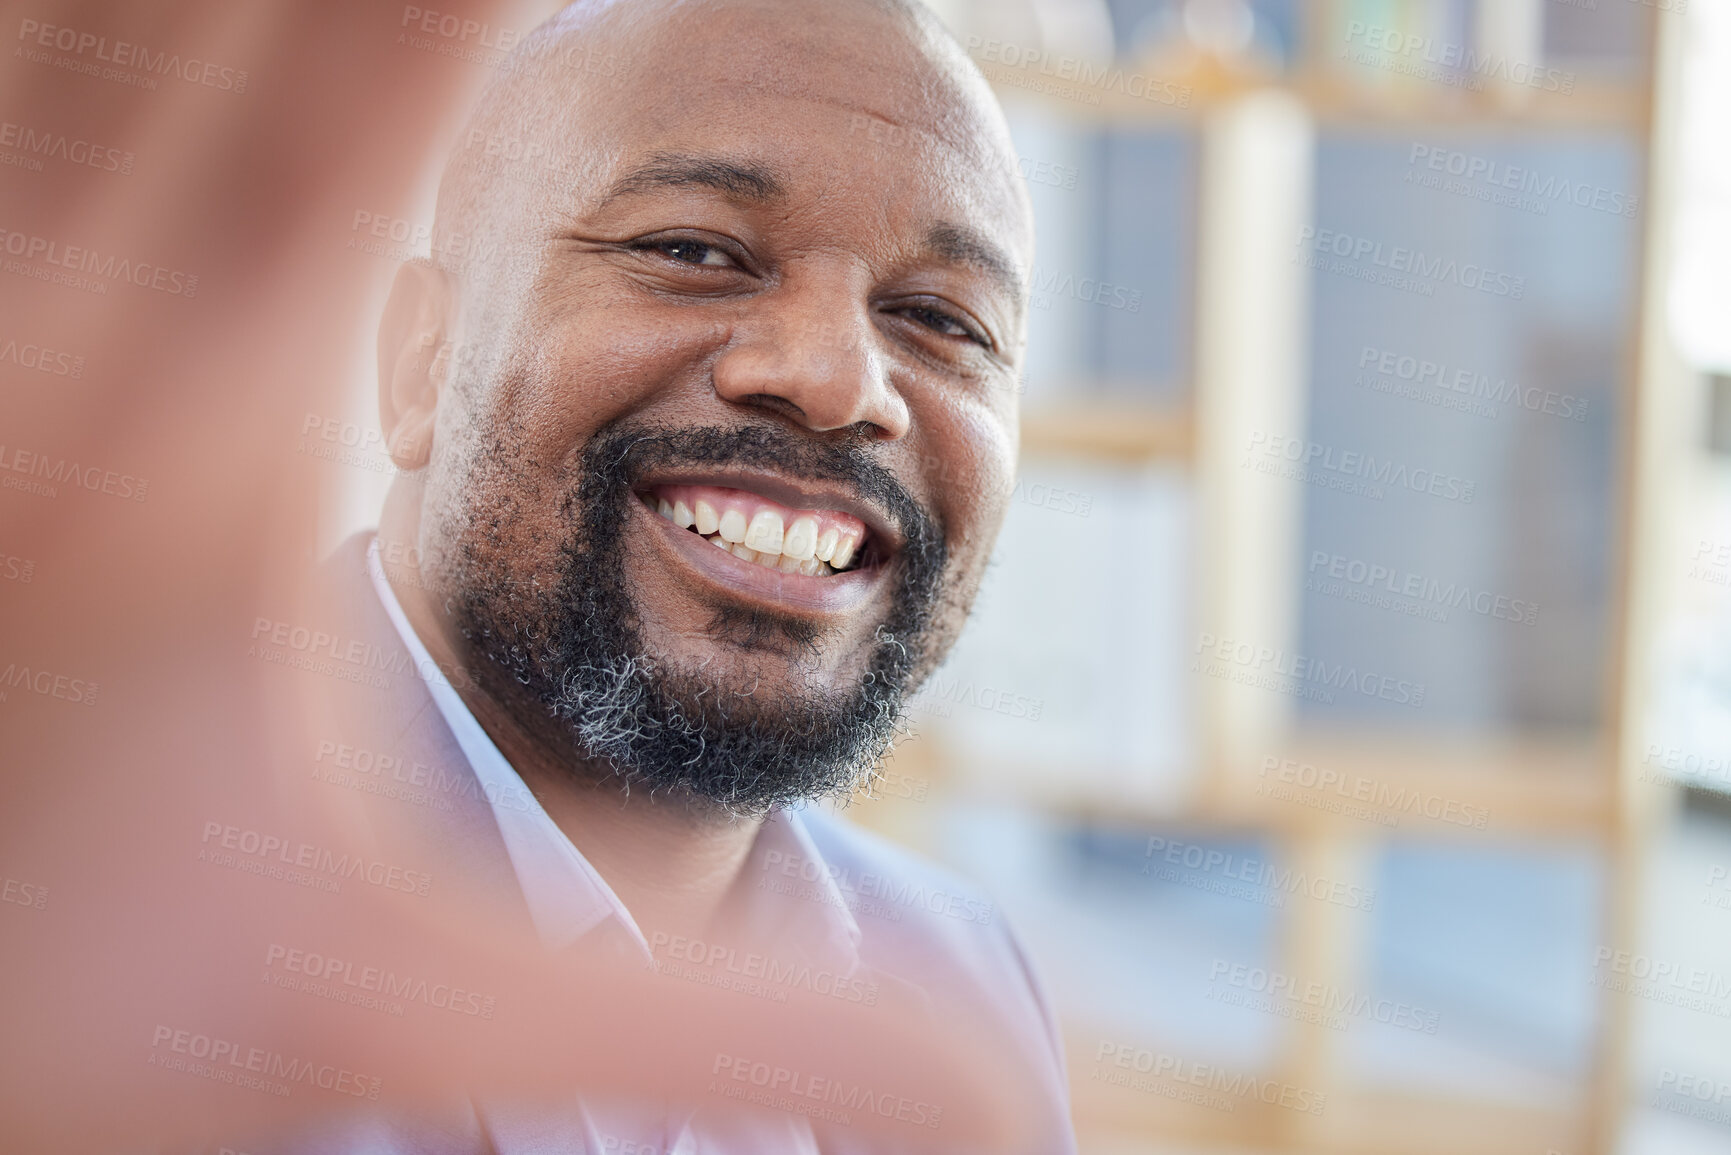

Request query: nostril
[{"left": 733, "top": 393, "right": 809, "bottom": 425}]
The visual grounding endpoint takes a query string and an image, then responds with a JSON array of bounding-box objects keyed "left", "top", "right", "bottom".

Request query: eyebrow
[
  {"left": 598, "top": 151, "right": 788, "bottom": 206},
  {"left": 595, "top": 153, "right": 1026, "bottom": 306},
  {"left": 923, "top": 222, "right": 1026, "bottom": 306}
]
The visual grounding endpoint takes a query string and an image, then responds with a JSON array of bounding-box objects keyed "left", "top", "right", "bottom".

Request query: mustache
[{"left": 574, "top": 422, "right": 945, "bottom": 564}]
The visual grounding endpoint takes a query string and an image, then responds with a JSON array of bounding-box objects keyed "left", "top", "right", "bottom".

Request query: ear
[{"left": 378, "top": 260, "right": 457, "bottom": 471}]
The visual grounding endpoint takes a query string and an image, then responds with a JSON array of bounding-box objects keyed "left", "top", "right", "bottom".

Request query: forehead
[{"left": 531, "top": 0, "right": 1031, "bottom": 251}]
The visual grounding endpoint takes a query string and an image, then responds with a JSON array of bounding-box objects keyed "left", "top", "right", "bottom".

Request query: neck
[
  {"left": 376, "top": 489, "right": 763, "bottom": 940},
  {"left": 503, "top": 736, "right": 764, "bottom": 938}
]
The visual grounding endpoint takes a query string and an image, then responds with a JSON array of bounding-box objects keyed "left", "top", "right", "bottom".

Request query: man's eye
[
  {"left": 647, "top": 238, "right": 733, "bottom": 267},
  {"left": 903, "top": 305, "right": 986, "bottom": 346}
]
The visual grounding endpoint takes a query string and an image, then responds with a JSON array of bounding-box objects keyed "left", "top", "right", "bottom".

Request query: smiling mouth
[{"left": 636, "top": 482, "right": 873, "bottom": 577}]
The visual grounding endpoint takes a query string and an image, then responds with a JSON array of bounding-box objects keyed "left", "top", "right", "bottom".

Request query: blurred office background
[
  {"left": 827, "top": 1, "right": 1731, "bottom": 1153},
  {"left": 298, "top": 0, "right": 1731, "bottom": 1152}
]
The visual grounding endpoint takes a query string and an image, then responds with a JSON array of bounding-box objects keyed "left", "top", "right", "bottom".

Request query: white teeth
[
  {"left": 782, "top": 516, "right": 818, "bottom": 560},
  {"left": 672, "top": 495, "right": 862, "bottom": 578},
  {"left": 743, "top": 510, "right": 785, "bottom": 555}
]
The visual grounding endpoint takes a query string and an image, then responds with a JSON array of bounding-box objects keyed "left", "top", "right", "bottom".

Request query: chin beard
[{"left": 449, "top": 421, "right": 948, "bottom": 817}]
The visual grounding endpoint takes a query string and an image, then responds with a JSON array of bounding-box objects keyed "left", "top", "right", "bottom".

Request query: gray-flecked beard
[{"left": 450, "top": 422, "right": 947, "bottom": 817}]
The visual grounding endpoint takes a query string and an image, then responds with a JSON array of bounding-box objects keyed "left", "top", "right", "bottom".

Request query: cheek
[
  {"left": 507, "top": 304, "right": 732, "bottom": 444},
  {"left": 922, "top": 399, "right": 1016, "bottom": 566}
]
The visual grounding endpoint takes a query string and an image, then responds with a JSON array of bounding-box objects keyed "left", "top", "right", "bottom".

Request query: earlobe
[{"left": 378, "top": 260, "right": 457, "bottom": 472}]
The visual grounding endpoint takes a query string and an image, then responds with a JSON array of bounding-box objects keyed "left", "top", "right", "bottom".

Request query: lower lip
[{"left": 635, "top": 502, "right": 886, "bottom": 615}]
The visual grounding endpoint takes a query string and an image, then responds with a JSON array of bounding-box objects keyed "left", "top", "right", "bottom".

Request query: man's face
[{"left": 417, "top": 0, "right": 1031, "bottom": 812}]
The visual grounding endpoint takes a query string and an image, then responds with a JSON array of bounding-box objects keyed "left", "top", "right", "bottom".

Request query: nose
[{"left": 710, "top": 281, "right": 911, "bottom": 440}]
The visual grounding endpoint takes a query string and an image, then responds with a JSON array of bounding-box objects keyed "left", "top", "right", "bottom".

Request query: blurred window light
[{"left": 1669, "top": 0, "right": 1731, "bottom": 374}]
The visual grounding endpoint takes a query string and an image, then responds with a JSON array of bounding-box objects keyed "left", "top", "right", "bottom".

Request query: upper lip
[{"left": 634, "top": 468, "right": 903, "bottom": 557}]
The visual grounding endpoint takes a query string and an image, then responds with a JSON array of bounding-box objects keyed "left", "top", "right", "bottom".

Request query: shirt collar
[
  {"left": 368, "top": 535, "right": 641, "bottom": 955},
  {"left": 737, "top": 808, "right": 864, "bottom": 977}
]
